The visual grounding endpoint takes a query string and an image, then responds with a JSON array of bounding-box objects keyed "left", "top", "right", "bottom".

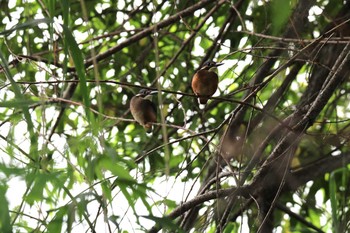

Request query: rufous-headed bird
[
  {"left": 191, "top": 61, "right": 223, "bottom": 104},
  {"left": 130, "top": 89, "right": 158, "bottom": 133}
]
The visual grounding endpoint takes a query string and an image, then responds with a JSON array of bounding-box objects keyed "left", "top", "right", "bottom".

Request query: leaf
[
  {"left": 47, "top": 207, "right": 65, "bottom": 233},
  {"left": 0, "top": 99, "right": 37, "bottom": 108},
  {"left": 0, "top": 49, "right": 38, "bottom": 160},
  {"left": 97, "top": 156, "right": 135, "bottom": 181},
  {"left": 142, "top": 215, "right": 185, "bottom": 233},
  {"left": 329, "top": 171, "right": 338, "bottom": 231},
  {"left": 26, "top": 174, "right": 47, "bottom": 205},
  {"left": 0, "top": 18, "right": 51, "bottom": 36},
  {"left": 0, "top": 184, "right": 12, "bottom": 233},
  {"left": 270, "top": 0, "right": 292, "bottom": 35},
  {"left": 61, "top": 25, "right": 92, "bottom": 122}
]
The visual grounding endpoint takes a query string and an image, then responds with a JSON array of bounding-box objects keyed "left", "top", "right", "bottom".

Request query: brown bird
[
  {"left": 130, "top": 89, "right": 158, "bottom": 133},
  {"left": 191, "top": 61, "right": 223, "bottom": 104}
]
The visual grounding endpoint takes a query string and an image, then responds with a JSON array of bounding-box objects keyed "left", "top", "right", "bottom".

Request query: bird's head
[
  {"left": 136, "top": 89, "right": 158, "bottom": 100},
  {"left": 201, "top": 60, "right": 223, "bottom": 70}
]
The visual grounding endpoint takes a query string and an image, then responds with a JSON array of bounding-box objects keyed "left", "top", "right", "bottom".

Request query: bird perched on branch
[
  {"left": 191, "top": 60, "right": 223, "bottom": 104},
  {"left": 130, "top": 89, "right": 158, "bottom": 133}
]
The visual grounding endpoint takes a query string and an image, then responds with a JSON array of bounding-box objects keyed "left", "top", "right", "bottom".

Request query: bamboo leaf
[{"left": 61, "top": 25, "right": 91, "bottom": 122}]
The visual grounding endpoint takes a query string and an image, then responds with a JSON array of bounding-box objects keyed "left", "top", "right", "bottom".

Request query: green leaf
[
  {"left": 0, "top": 48, "right": 38, "bottom": 160},
  {"left": 0, "top": 18, "right": 51, "bottom": 36},
  {"left": 142, "top": 215, "right": 185, "bottom": 233},
  {"left": 26, "top": 173, "right": 47, "bottom": 205},
  {"left": 61, "top": 0, "right": 70, "bottom": 25},
  {"left": 61, "top": 25, "right": 91, "bottom": 122},
  {"left": 97, "top": 156, "right": 135, "bottom": 181},
  {"left": 0, "top": 99, "right": 38, "bottom": 108},
  {"left": 47, "top": 207, "right": 65, "bottom": 233},
  {"left": 0, "top": 184, "right": 12, "bottom": 233},
  {"left": 329, "top": 171, "right": 338, "bottom": 231},
  {"left": 101, "top": 181, "right": 112, "bottom": 201},
  {"left": 270, "top": 0, "right": 292, "bottom": 35}
]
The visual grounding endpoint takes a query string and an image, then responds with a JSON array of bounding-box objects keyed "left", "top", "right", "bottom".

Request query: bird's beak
[
  {"left": 149, "top": 90, "right": 158, "bottom": 95},
  {"left": 215, "top": 62, "right": 224, "bottom": 67},
  {"left": 136, "top": 90, "right": 158, "bottom": 97},
  {"left": 144, "top": 90, "right": 158, "bottom": 100}
]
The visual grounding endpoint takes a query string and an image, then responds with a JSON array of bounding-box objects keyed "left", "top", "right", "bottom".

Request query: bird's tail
[
  {"left": 199, "top": 97, "right": 209, "bottom": 104},
  {"left": 144, "top": 124, "right": 153, "bottom": 133}
]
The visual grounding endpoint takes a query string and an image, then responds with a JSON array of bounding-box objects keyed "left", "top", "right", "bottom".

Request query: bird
[
  {"left": 130, "top": 89, "right": 158, "bottom": 133},
  {"left": 191, "top": 60, "right": 223, "bottom": 105}
]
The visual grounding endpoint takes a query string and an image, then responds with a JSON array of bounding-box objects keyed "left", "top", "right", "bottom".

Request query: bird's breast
[
  {"left": 191, "top": 70, "right": 219, "bottom": 96},
  {"left": 130, "top": 97, "right": 157, "bottom": 125}
]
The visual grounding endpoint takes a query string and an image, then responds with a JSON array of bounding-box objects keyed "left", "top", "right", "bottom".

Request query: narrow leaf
[{"left": 61, "top": 25, "right": 91, "bottom": 122}]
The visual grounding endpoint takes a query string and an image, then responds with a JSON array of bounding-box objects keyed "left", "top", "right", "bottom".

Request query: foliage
[{"left": 0, "top": 0, "right": 350, "bottom": 232}]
